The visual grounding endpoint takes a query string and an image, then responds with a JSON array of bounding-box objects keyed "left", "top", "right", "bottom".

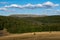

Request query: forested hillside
[{"left": 0, "top": 15, "right": 60, "bottom": 33}]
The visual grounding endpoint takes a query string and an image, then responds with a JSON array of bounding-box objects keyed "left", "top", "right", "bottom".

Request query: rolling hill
[{"left": 0, "top": 15, "right": 60, "bottom": 33}]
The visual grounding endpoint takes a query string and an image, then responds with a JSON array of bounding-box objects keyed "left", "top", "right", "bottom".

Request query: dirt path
[{"left": 0, "top": 32, "right": 60, "bottom": 40}]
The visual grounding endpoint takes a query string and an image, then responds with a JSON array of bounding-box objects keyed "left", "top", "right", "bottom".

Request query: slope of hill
[{"left": 0, "top": 15, "right": 60, "bottom": 33}]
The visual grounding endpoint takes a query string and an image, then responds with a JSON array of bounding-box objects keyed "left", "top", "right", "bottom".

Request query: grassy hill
[{"left": 0, "top": 15, "right": 60, "bottom": 33}]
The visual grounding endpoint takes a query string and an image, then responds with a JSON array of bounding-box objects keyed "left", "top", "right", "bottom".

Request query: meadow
[{"left": 0, "top": 32, "right": 60, "bottom": 40}]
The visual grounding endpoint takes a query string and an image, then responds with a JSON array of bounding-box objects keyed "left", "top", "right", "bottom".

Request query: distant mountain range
[{"left": 9, "top": 14, "right": 47, "bottom": 17}]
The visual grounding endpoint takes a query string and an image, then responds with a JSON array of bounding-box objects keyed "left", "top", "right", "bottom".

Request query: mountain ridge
[{"left": 9, "top": 14, "right": 47, "bottom": 17}]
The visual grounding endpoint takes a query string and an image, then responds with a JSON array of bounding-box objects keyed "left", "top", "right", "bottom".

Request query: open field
[{"left": 0, "top": 32, "right": 60, "bottom": 40}]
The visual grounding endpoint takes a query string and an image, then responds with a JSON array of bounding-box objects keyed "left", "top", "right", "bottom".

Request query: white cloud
[
  {"left": 5, "top": 4, "right": 23, "bottom": 9},
  {"left": 23, "top": 3, "right": 36, "bottom": 9},
  {"left": 42, "top": 1, "right": 59, "bottom": 8},
  {"left": 0, "top": 8, "right": 7, "bottom": 11},
  {"left": 0, "top": 7, "right": 15, "bottom": 12},
  {"left": 35, "top": 4, "right": 43, "bottom": 7},
  {"left": 5, "top": 3, "right": 43, "bottom": 9},
  {"left": 45, "top": 9, "right": 60, "bottom": 15},
  {"left": 10, "top": 4, "right": 19, "bottom": 7},
  {"left": 4, "top": 1, "right": 59, "bottom": 9},
  {"left": 56, "top": 10, "right": 60, "bottom": 14}
]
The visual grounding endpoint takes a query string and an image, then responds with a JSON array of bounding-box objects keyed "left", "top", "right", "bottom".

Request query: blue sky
[{"left": 0, "top": 0, "right": 60, "bottom": 16}]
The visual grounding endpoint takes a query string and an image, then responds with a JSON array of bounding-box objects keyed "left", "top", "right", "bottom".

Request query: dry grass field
[{"left": 0, "top": 32, "right": 60, "bottom": 40}]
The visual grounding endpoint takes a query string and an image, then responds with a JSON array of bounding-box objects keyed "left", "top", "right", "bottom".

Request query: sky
[{"left": 0, "top": 0, "right": 60, "bottom": 16}]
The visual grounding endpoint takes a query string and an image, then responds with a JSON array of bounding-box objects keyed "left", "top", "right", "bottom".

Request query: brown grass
[{"left": 0, "top": 32, "right": 60, "bottom": 40}]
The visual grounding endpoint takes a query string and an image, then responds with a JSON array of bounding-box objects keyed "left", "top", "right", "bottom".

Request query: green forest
[{"left": 0, "top": 15, "right": 60, "bottom": 33}]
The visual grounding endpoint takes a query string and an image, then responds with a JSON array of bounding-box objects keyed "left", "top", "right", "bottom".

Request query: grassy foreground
[{"left": 0, "top": 32, "right": 60, "bottom": 40}]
